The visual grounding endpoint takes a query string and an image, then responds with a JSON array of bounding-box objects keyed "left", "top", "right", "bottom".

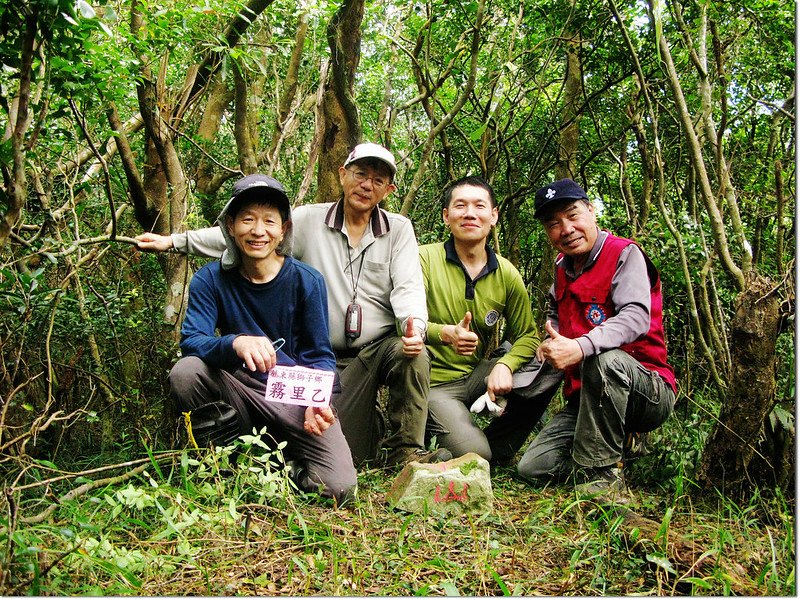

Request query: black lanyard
[{"left": 344, "top": 237, "right": 367, "bottom": 303}]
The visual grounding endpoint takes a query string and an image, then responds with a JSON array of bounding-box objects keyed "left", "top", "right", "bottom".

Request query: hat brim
[
  {"left": 534, "top": 195, "right": 587, "bottom": 219},
  {"left": 229, "top": 186, "right": 291, "bottom": 219}
]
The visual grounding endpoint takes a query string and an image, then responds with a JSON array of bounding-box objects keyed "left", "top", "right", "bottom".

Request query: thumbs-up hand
[
  {"left": 538, "top": 320, "right": 583, "bottom": 370},
  {"left": 401, "top": 316, "right": 424, "bottom": 357},
  {"left": 442, "top": 311, "right": 479, "bottom": 355}
]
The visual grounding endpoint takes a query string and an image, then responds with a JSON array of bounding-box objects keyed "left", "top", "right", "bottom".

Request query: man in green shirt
[{"left": 421, "top": 175, "right": 561, "bottom": 463}]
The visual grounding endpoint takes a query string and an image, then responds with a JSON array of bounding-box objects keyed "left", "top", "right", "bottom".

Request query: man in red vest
[{"left": 517, "top": 179, "right": 677, "bottom": 501}]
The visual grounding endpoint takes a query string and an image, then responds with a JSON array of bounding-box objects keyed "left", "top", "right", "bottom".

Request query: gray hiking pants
[
  {"left": 332, "top": 335, "right": 431, "bottom": 467},
  {"left": 426, "top": 357, "right": 563, "bottom": 462},
  {"left": 170, "top": 356, "right": 357, "bottom": 503},
  {"left": 517, "top": 349, "right": 675, "bottom": 481}
]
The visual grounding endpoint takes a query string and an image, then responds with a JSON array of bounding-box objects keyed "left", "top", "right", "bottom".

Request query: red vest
[{"left": 555, "top": 233, "right": 677, "bottom": 399}]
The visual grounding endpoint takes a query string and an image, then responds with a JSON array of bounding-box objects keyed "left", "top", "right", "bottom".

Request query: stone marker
[{"left": 386, "top": 452, "right": 493, "bottom": 516}]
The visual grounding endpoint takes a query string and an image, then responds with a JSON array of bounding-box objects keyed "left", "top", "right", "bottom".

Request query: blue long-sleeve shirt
[{"left": 180, "top": 256, "right": 336, "bottom": 377}]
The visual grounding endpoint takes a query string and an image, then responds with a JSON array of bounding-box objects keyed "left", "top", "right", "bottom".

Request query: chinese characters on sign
[{"left": 263, "top": 365, "right": 335, "bottom": 408}]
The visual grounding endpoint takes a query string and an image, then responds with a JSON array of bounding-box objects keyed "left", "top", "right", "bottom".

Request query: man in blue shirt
[
  {"left": 138, "top": 144, "right": 450, "bottom": 469},
  {"left": 172, "top": 174, "right": 357, "bottom": 504}
]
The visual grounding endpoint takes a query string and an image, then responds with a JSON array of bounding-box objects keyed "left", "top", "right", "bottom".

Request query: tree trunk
[
  {"left": 556, "top": 24, "right": 582, "bottom": 180},
  {"left": 0, "top": 11, "right": 37, "bottom": 252},
  {"left": 266, "top": 12, "right": 309, "bottom": 171},
  {"left": 234, "top": 63, "right": 259, "bottom": 174},
  {"left": 318, "top": 0, "right": 364, "bottom": 202},
  {"left": 195, "top": 75, "right": 236, "bottom": 223},
  {"left": 696, "top": 272, "right": 781, "bottom": 493}
]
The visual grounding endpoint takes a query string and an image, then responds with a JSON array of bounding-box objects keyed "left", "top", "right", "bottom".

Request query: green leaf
[
  {"left": 682, "top": 576, "right": 713, "bottom": 590},
  {"left": 442, "top": 582, "right": 461, "bottom": 597},
  {"left": 60, "top": 12, "right": 78, "bottom": 26},
  {"left": 646, "top": 553, "right": 677, "bottom": 575},
  {"left": 76, "top": 0, "right": 95, "bottom": 19},
  {"left": 469, "top": 123, "right": 488, "bottom": 141}
]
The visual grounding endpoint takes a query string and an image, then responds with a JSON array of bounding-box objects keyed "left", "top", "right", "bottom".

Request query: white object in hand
[{"left": 470, "top": 392, "right": 504, "bottom": 415}]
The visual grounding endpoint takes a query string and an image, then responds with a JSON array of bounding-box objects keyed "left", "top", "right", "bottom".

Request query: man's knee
[
  {"left": 447, "top": 434, "right": 491, "bottom": 461},
  {"left": 517, "top": 447, "right": 556, "bottom": 480},
  {"left": 583, "top": 349, "right": 635, "bottom": 382},
  {"left": 386, "top": 337, "right": 430, "bottom": 373},
  {"left": 169, "top": 357, "right": 245, "bottom": 447},
  {"left": 302, "top": 465, "right": 358, "bottom": 506},
  {"left": 438, "top": 426, "right": 492, "bottom": 461},
  {"left": 328, "top": 470, "right": 358, "bottom": 506},
  {"left": 169, "top": 356, "right": 208, "bottom": 405},
  {"left": 469, "top": 439, "right": 492, "bottom": 462},
  {"left": 517, "top": 429, "right": 575, "bottom": 482}
]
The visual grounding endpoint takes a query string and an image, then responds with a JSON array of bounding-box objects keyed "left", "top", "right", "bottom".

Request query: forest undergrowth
[{"left": 0, "top": 412, "right": 794, "bottom": 597}]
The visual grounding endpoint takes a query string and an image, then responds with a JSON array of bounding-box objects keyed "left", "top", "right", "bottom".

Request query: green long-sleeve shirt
[{"left": 420, "top": 238, "right": 540, "bottom": 386}]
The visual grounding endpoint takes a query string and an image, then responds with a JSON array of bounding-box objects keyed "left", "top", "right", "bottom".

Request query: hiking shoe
[
  {"left": 385, "top": 447, "right": 453, "bottom": 467},
  {"left": 284, "top": 459, "right": 307, "bottom": 488},
  {"left": 575, "top": 466, "right": 631, "bottom": 504},
  {"left": 623, "top": 431, "right": 650, "bottom": 464}
]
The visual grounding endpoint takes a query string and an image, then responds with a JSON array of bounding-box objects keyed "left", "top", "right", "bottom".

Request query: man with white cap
[
  {"left": 136, "top": 144, "right": 450, "bottom": 468},
  {"left": 169, "top": 173, "right": 357, "bottom": 504}
]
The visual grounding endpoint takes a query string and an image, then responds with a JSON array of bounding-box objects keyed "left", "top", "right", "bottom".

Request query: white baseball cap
[{"left": 343, "top": 142, "right": 397, "bottom": 175}]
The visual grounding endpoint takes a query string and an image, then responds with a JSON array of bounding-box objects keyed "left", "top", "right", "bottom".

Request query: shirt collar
[
  {"left": 556, "top": 228, "right": 608, "bottom": 276},
  {"left": 324, "top": 199, "right": 391, "bottom": 237},
  {"left": 445, "top": 236, "right": 498, "bottom": 300},
  {"left": 444, "top": 236, "right": 499, "bottom": 272}
]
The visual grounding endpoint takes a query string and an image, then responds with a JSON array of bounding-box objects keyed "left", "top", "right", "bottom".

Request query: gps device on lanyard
[
  {"left": 344, "top": 240, "right": 366, "bottom": 341},
  {"left": 345, "top": 302, "right": 362, "bottom": 339}
]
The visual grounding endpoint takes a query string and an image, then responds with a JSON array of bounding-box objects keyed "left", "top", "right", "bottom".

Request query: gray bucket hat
[{"left": 216, "top": 174, "right": 293, "bottom": 270}]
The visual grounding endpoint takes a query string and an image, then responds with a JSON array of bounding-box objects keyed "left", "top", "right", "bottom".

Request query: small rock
[{"left": 386, "top": 452, "right": 493, "bottom": 516}]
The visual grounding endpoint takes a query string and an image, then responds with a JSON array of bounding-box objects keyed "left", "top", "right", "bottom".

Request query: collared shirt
[
  {"left": 548, "top": 229, "right": 652, "bottom": 357},
  {"left": 292, "top": 201, "right": 427, "bottom": 349},
  {"left": 441, "top": 236, "right": 497, "bottom": 301},
  {"left": 421, "top": 237, "right": 539, "bottom": 386},
  {"left": 172, "top": 200, "right": 427, "bottom": 351}
]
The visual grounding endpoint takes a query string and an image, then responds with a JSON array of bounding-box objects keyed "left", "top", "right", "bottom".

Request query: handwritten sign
[{"left": 263, "top": 365, "right": 335, "bottom": 408}]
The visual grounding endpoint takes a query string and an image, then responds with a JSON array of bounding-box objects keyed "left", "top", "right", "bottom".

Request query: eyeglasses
[{"left": 346, "top": 168, "right": 391, "bottom": 189}]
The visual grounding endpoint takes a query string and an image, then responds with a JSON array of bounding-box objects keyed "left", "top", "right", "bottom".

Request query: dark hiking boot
[
  {"left": 385, "top": 447, "right": 453, "bottom": 468},
  {"left": 575, "top": 466, "right": 631, "bottom": 505}
]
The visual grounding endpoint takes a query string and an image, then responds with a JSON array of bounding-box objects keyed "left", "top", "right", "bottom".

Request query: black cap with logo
[{"left": 533, "top": 178, "right": 589, "bottom": 218}]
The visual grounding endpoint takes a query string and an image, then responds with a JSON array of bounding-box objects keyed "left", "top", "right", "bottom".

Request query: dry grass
[
  {"left": 1, "top": 438, "right": 794, "bottom": 596},
  {"left": 4, "top": 460, "right": 794, "bottom": 595}
]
